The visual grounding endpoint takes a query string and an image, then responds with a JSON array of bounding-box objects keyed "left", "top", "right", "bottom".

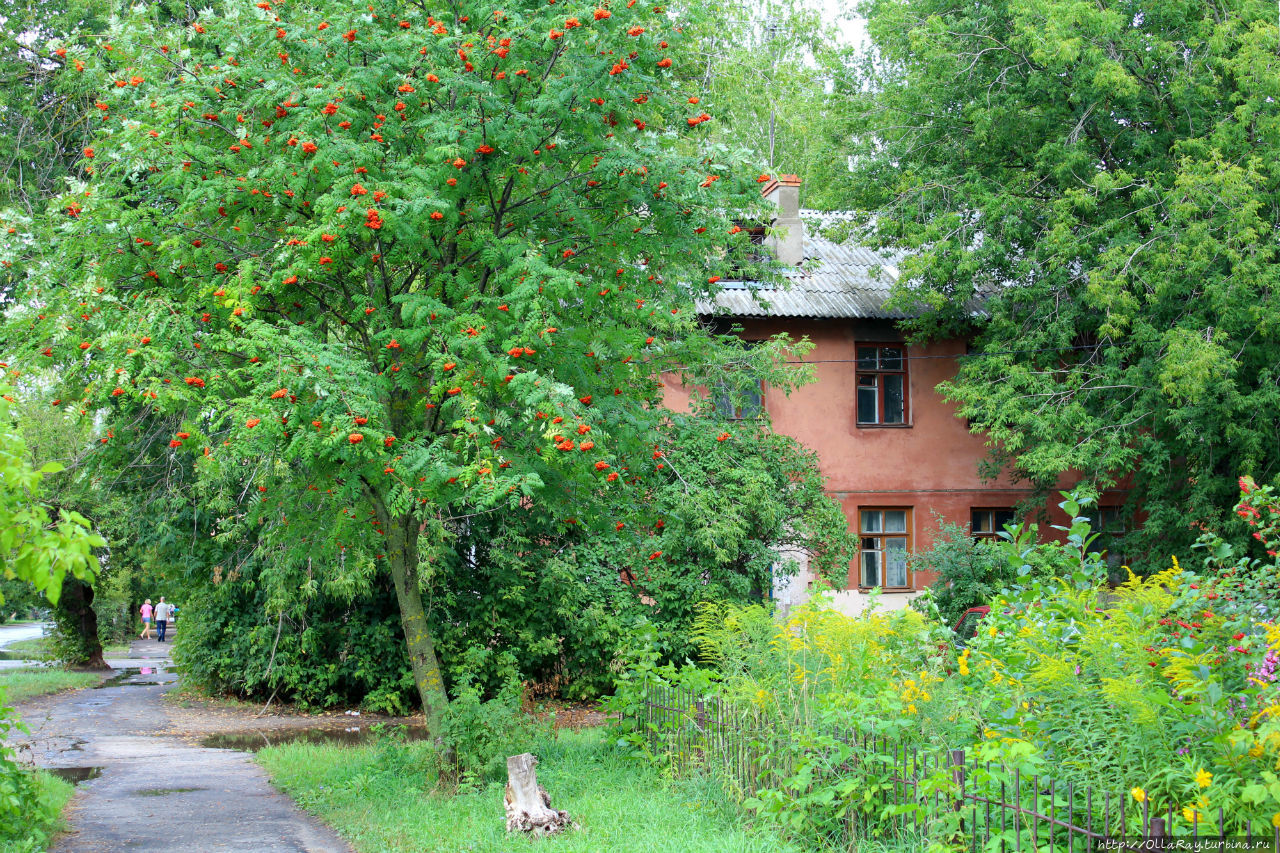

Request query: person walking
[
  {"left": 139, "top": 599, "right": 153, "bottom": 640},
  {"left": 154, "top": 597, "right": 171, "bottom": 643}
]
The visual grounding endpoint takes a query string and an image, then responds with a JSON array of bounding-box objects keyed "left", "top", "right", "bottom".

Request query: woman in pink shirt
[{"left": 139, "top": 599, "right": 153, "bottom": 640}]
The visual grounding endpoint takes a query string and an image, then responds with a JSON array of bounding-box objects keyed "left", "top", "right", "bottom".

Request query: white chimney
[{"left": 761, "top": 174, "right": 803, "bottom": 266}]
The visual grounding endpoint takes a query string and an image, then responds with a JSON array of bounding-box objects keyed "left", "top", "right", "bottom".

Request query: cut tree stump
[{"left": 504, "top": 753, "right": 573, "bottom": 836}]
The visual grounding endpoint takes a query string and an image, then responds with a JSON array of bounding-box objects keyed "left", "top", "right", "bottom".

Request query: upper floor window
[{"left": 856, "top": 345, "right": 908, "bottom": 426}]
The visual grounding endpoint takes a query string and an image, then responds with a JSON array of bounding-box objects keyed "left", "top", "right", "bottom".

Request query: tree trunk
[
  {"left": 385, "top": 512, "right": 450, "bottom": 738},
  {"left": 57, "top": 576, "right": 110, "bottom": 671},
  {"left": 504, "top": 753, "right": 572, "bottom": 835}
]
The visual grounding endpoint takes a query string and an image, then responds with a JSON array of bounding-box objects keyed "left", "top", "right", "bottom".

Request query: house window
[
  {"left": 1088, "top": 506, "right": 1128, "bottom": 568},
  {"left": 713, "top": 380, "right": 763, "bottom": 420},
  {"left": 856, "top": 345, "right": 908, "bottom": 426},
  {"left": 859, "top": 508, "right": 911, "bottom": 590},
  {"left": 971, "top": 508, "right": 1017, "bottom": 541}
]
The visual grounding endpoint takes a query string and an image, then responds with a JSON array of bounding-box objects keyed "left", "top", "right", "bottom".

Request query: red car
[{"left": 952, "top": 605, "right": 990, "bottom": 647}]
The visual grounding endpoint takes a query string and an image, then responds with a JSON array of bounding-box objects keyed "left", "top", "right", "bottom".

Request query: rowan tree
[{"left": 4, "top": 0, "right": 805, "bottom": 733}]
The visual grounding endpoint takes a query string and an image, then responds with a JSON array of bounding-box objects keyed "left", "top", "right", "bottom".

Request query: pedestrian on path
[
  {"left": 139, "top": 599, "right": 153, "bottom": 640},
  {"left": 154, "top": 598, "right": 171, "bottom": 643}
]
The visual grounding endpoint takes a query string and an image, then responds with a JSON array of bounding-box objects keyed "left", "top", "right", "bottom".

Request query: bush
[
  {"left": 614, "top": 487, "right": 1280, "bottom": 845},
  {"left": 175, "top": 567, "right": 418, "bottom": 714},
  {"left": 0, "top": 697, "right": 74, "bottom": 851}
]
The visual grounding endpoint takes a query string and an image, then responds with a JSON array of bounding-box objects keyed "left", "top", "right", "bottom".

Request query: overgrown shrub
[
  {"left": 0, "top": 698, "right": 73, "bottom": 851},
  {"left": 615, "top": 488, "right": 1280, "bottom": 845},
  {"left": 175, "top": 567, "right": 418, "bottom": 714}
]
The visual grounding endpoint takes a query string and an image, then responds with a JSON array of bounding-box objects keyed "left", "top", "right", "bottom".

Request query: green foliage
[
  {"left": 257, "top": 727, "right": 798, "bottom": 853},
  {"left": 0, "top": 696, "right": 75, "bottom": 850},
  {"left": 431, "top": 412, "right": 853, "bottom": 699},
  {"left": 0, "top": 0, "right": 844, "bottom": 728},
  {"left": 844, "top": 0, "right": 1280, "bottom": 564},
  {"left": 1194, "top": 476, "right": 1280, "bottom": 621},
  {"left": 0, "top": 668, "right": 100, "bottom": 703},
  {"left": 176, "top": 566, "right": 418, "bottom": 715},
  {"left": 0, "top": 386, "right": 103, "bottom": 605},
  {"left": 616, "top": 483, "right": 1280, "bottom": 844},
  {"left": 682, "top": 0, "right": 863, "bottom": 208},
  {"left": 909, "top": 519, "right": 1006, "bottom": 626}
]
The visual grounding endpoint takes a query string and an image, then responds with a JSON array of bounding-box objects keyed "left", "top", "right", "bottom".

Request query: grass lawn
[
  {"left": 2, "top": 636, "right": 129, "bottom": 658},
  {"left": 0, "top": 668, "right": 102, "bottom": 702},
  {"left": 2, "top": 636, "right": 52, "bottom": 656},
  {"left": 0, "top": 769, "right": 74, "bottom": 851},
  {"left": 257, "top": 727, "right": 802, "bottom": 853}
]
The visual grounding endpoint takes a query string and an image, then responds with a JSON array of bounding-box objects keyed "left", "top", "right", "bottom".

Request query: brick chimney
[{"left": 760, "top": 174, "right": 803, "bottom": 266}]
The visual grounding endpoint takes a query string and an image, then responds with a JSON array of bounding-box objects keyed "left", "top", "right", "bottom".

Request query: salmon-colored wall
[{"left": 663, "top": 317, "right": 1126, "bottom": 591}]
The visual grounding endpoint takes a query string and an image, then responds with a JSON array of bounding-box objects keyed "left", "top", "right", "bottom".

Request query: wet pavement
[
  {"left": 0, "top": 621, "right": 51, "bottom": 668},
  {"left": 12, "top": 638, "right": 354, "bottom": 852}
]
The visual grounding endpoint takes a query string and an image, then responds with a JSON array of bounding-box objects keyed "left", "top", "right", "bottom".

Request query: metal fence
[{"left": 638, "top": 685, "right": 1280, "bottom": 850}]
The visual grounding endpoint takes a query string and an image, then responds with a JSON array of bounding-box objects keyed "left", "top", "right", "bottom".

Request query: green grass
[
  {"left": 0, "top": 668, "right": 102, "bottom": 702},
  {"left": 257, "top": 727, "right": 803, "bottom": 853},
  {"left": 0, "top": 768, "right": 75, "bottom": 852},
  {"left": 2, "top": 636, "right": 127, "bottom": 658},
  {"left": 2, "top": 637, "right": 51, "bottom": 656}
]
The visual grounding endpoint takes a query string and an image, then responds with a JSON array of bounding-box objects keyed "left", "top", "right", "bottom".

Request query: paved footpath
[{"left": 12, "top": 639, "right": 353, "bottom": 853}]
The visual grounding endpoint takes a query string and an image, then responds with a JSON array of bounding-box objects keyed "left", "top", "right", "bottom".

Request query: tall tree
[
  {"left": 844, "top": 0, "right": 1280, "bottom": 563},
  {"left": 0, "top": 386, "right": 102, "bottom": 604},
  {"left": 684, "top": 0, "right": 862, "bottom": 209},
  {"left": 4, "top": 0, "right": 809, "bottom": 734}
]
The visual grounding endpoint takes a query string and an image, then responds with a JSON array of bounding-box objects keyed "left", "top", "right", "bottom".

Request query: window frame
[
  {"left": 1087, "top": 505, "right": 1129, "bottom": 570},
  {"left": 971, "top": 508, "right": 1018, "bottom": 542},
  {"left": 855, "top": 344, "right": 910, "bottom": 428},
  {"left": 713, "top": 377, "right": 764, "bottom": 421},
  {"left": 857, "top": 507, "right": 913, "bottom": 591}
]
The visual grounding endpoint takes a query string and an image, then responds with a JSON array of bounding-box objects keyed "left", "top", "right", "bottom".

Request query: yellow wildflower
[
  {"left": 1021, "top": 701, "right": 1030, "bottom": 711},
  {"left": 1130, "top": 787, "right": 1145, "bottom": 803},
  {"left": 1171, "top": 555, "right": 1180, "bottom": 571},
  {"left": 1195, "top": 768, "right": 1212, "bottom": 788},
  {"left": 988, "top": 625, "right": 998, "bottom": 637},
  {"left": 1272, "top": 813, "right": 1280, "bottom": 829},
  {"left": 1182, "top": 805, "right": 1202, "bottom": 824},
  {"left": 907, "top": 703, "right": 917, "bottom": 714}
]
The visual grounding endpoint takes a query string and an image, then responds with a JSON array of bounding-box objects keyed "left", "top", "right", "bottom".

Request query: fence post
[
  {"left": 694, "top": 698, "right": 707, "bottom": 765},
  {"left": 949, "top": 749, "right": 966, "bottom": 813},
  {"left": 1149, "top": 816, "right": 1166, "bottom": 850}
]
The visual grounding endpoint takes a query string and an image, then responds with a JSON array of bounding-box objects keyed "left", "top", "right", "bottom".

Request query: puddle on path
[
  {"left": 136, "top": 786, "right": 204, "bottom": 796},
  {"left": 49, "top": 766, "right": 102, "bottom": 784},
  {"left": 94, "top": 668, "right": 167, "bottom": 688},
  {"left": 202, "top": 725, "right": 431, "bottom": 752}
]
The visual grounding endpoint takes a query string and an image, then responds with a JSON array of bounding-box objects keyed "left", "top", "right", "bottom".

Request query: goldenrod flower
[
  {"left": 1130, "top": 787, "right": 1146, "bottom": 803},
  {"left": 1195, "top": 768, "right": 1212, "bottom": 788}
]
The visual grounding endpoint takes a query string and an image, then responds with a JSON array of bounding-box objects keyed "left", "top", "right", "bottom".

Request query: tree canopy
[
  {"left": 845, "top": 0, "right": 1280, "bottom": 562},
  {"left": 1, "top": 0, "right": 843, "bottom": 731}
]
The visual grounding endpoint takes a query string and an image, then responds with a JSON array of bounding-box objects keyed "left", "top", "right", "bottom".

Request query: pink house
[{"left": 662, "top": 177, "right": 1128, "bottom": 614}]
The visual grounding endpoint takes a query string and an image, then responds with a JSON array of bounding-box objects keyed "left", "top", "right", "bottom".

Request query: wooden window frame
[
  {"left": 857, "top": 507, "right": 912, "bottom": 591},
  {"left": 971, "top": 508, "right": 1018, "bottom": 542},
  {"left": 855, "top": 344, "right": 909, "bottom": 427}
]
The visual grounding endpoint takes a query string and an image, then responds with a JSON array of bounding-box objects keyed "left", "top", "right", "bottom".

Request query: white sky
[{"left": 820, "top": 0, "right": 868, "bottom": 46}]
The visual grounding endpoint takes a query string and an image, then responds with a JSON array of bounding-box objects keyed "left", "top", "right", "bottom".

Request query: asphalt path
[{"left": 11, "top": 639, "right": 353, "bottom": 853}]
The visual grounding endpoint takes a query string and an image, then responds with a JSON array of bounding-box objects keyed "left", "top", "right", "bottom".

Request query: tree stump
[{"left": 504, "top": 753, "right": 573, "bottom": 836}]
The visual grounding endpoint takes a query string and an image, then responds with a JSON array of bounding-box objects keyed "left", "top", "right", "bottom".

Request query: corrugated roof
[{"left": 696, "top": 233, "right": 912, "bottom": 320}]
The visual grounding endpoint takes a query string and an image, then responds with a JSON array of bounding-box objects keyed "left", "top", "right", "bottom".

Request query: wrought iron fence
[{"left": 638, "top": 685, "right": 1280, "bottom": 851}]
